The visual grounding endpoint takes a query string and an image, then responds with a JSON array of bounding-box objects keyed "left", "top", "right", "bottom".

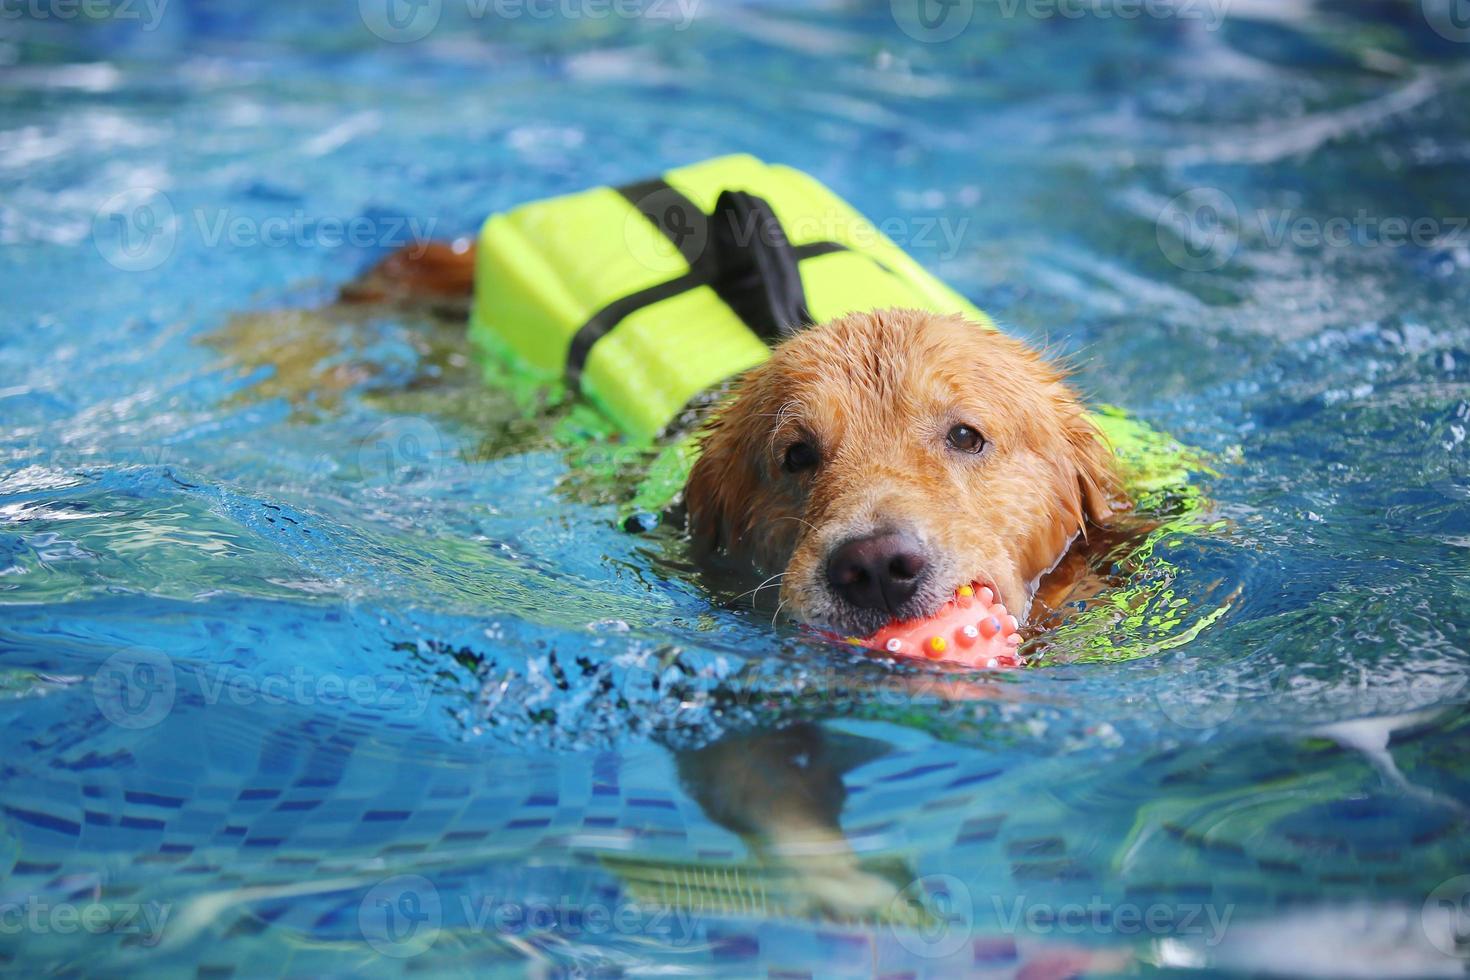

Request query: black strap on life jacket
[{"left": 564, "top": 178, "right": 852, "bottom": 389}]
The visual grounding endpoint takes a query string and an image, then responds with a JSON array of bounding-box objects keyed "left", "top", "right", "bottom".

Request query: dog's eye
[
  {"left": 946, "top": 424, "right": 987, "bottom": 454},
  {"left": 782, "top": 441, "right": 819, "bottom": 473}
]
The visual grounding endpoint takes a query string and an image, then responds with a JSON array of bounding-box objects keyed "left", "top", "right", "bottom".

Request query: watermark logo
[
  {"left": 888, "top": 873, "right": 974, "bottom": 958},
  {"left": 1423, "top": 0, "right": 1470, "bottom": 42},
  {"left": 891, "top": 0, "right": 975, "bottom": 42},
  {"left": 1423, "top": 875, "right": 1470, "bottom": 959},
  {"left": 355, "top": 416, "right": 452, "bottom": 487},
  {"left": 360, "top": 875, "right": 442, "bottom": 957},
  {"left": 621, "top": 184, "right": 712, "bottom": 274},
  {"left": 1156, "top": 187, "right": 1239, "bottom": 272},
  {"left": 92, "top": 188, "right": 178, "bottom": 273},
  {"left": 92, "top": 646, "right": 176, "bottom": 730},
  {"left": 360, "top": 0, "right": 442, "bottom": 42}
]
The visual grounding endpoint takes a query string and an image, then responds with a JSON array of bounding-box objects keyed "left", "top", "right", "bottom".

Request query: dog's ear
[
  {"left": 1063, "top": 407, "right": 1120, "bottom": 527},
  {"left": 683, "top": 399, "right": 760, "bottom": 554}
]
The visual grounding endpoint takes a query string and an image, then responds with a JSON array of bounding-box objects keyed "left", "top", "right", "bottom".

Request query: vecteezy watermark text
[
  {"left": 890, "top": 0, "right": 1229, "bottom": 43},
  {"left": 358, "top": 0, "right": 700, "bottom": 43},
  {"left": 1156, "top": 187, "right": 1470, "bottom": 272},
  {"left": 0, "top": 0, "right": 167, "bottom": 29},
  {"left": 91, "top": 188, "right": 438, "bottom": 272},
  {"left": 993, "top": 895, "right": 1234, "bottom": 945},
  {"left": 0, "top": 898, "right": 172, "bottom": 947},
  {"left": 884, "top": 874, "right": 1237, "bottom": 960},
  {"left": 619, "top": 185, "right": 974, "bottom": 273},
  {"left": 93, "top": 647, "right": 435, "bottom": 730},
  {"left": 1257, "top": 210, "right": 1470, "bottom": 251},
  {"left": 993, "top": 0, "right": 1229, "bottom": 28},
  {"left": 358, "top": 875, "right": 699, "bottom": 958}
]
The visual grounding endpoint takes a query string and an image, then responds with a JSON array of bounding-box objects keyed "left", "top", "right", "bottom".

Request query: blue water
[{"left": 3, "top": 2, "right": 1469, "bottom": 976}]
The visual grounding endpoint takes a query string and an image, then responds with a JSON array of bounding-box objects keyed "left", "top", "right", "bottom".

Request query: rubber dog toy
[{"left": 852, "top": 584, "right": 1023, "bottom": 669}]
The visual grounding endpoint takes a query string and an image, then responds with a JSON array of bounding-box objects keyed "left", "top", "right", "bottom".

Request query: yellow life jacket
[{"left": 469, "top": 154, "right": 991, "bottom": 442}]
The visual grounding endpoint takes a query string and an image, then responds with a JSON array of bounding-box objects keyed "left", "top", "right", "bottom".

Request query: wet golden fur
[{"left": 684, "top": 308, "right": 1121, "bottom": 636}]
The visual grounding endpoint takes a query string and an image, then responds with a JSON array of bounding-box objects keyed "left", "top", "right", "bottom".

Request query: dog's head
[{"left": 684, "top": 308, "right": 1120, "bottom": 637}]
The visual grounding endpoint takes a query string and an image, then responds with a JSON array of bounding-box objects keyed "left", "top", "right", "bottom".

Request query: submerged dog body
[{"left": 684, "top": 308, "right": 1121, "bottom": 638}]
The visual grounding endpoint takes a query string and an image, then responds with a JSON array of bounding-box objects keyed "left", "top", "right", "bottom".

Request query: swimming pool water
[{"left": 2, "top": 2, "right": 1468, "bottom": 976}]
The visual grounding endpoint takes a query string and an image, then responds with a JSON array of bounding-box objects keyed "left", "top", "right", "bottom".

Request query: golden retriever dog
[{"left": 684, "top": 307, "right": 1122, "bottom": 637}]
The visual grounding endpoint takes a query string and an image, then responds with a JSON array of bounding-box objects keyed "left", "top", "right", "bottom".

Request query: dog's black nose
[{"left": 826, "top": 532, "right": 928, "bottom": 613}]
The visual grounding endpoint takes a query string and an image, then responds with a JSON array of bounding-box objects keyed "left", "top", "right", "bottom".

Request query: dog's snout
[{"left": 825, "top": 531, "right": 928, "bottom": 613}]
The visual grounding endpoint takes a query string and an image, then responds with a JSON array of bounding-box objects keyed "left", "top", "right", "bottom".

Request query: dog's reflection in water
[
  {"left": 668, "top": 723, "right": 1129, "bottom": 976},
  {"left": 675, "top": 722, "right": 906, "bottom": 920}
]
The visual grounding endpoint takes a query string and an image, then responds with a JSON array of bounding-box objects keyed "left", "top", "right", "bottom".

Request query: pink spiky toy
[{"left": 851, "top": 583, "right": 1023, "bottom": 669}]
